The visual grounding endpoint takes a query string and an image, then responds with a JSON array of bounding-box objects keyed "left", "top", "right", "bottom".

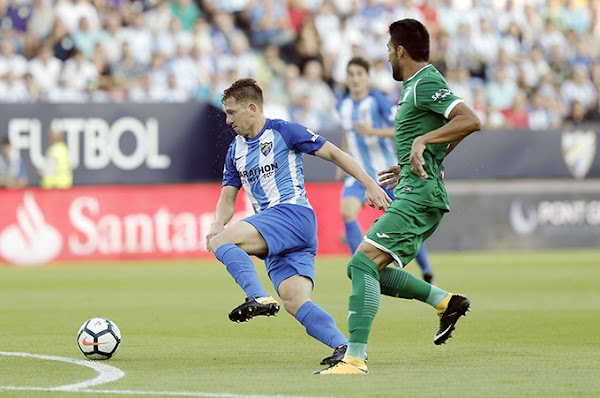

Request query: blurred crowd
[{"left": 1, "top": 0, "right": 600, "bottom": 131}]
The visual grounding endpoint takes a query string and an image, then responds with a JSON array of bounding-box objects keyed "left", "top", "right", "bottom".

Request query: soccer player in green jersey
[{"left": 317, "top": 19, "right": 482, "bottom": 375}]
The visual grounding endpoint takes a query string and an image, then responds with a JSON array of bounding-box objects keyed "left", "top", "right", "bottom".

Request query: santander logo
[
  {"left": 0, "top": 187, "right": 254, "bottom": 264},
  {"left": 0, "top": 192, "right": 63, "bottom": 265}
]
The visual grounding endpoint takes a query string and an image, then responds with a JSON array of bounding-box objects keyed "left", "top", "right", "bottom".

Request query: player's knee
[
  {"left": 340, "top": 205, "right": 357, "bottom": 222},
  {"left": 282, "top": 296, "right": 307, "bottom": 316},
  {"left": 207, "top": 234, "right": 228, "bottom": 253}
]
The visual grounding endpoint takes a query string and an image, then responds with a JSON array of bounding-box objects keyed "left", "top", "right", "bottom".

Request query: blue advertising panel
[{"left": 1, "top": 103, "right": 599, "bottom": 185}]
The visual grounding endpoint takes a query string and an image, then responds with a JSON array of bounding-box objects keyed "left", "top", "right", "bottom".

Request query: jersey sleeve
[
  {"left": 414, "top": 78, "right": 464, "bottom": 119},
  {"left": 273, "top": 120, "right": 326, "bottom": 155},
  {"left": 221, "top": 143, "right": 241, "bottom": 188},
  {"left": 373, "top": 91, "right": 397, "bottom": 126}
]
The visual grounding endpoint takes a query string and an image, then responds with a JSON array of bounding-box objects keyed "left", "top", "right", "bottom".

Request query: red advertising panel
[{"left": 0, "top": 184, "right": 383, "bottom": 265}]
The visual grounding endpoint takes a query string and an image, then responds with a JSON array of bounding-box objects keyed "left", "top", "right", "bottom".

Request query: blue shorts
[
  {"left": 342, "top": 177, "right": 394, "bottom": 203},
  {"left": 244, "top": 203, "right": 318, "bottom": 291}
]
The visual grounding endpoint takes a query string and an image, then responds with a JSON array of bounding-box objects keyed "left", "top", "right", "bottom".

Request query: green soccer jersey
[{"left": 393, "top": 64, "right": 463, "bottom": 211}]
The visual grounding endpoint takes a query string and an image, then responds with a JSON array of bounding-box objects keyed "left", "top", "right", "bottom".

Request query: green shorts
[{"left": 364, "top": 198, "right": 445, "bottom": 267}]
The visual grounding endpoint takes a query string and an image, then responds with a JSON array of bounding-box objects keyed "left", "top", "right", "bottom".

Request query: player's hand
[
  {"left": 410, "top": 137, "right": 428, "bottom": 179},
  {"left": 365, "top": 184, "right": 392, "bottom": 211},
  {"left": 377, "top": 165, "right": 401, "bottom": 189},
  {"left": 206, "top": 223, "right": 225, "bottom": 252},
  {"left": 354, "top": 121, "right": 374, "bottom": 136}
]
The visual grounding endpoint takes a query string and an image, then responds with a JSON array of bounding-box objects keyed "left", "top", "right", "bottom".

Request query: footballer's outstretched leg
[
  {"left": 434, "top": 294, "right": 470, "bottom": 345},
  {"left": 228, "top": 296, "right": 280, "bottom": 323}
]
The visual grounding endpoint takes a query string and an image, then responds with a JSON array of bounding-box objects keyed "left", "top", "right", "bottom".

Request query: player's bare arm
[
  {"left": 410, "top": 102, "right": 481, "bottom": 179},
  {"left": 335, "top": 133, "right": 349, "bottom": 181},
  {"left": 206, "top": 185, "right": 240, "bottom": 251},
  {"left": 315, "top": 141, "right": 391, "bottom": 210},
  {"left": 444, "top": 137, "right": 465, "bottom": 158},
  {"left": 355, "top": 122, "right": 395, "bottom": 138}
]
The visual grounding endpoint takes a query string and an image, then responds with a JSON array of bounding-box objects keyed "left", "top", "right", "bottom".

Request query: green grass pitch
[{"left": 1, "top": 249, "right": 599, "bottom": 398}]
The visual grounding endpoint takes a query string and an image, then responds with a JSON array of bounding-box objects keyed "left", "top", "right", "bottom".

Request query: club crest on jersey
[
  {"left": 431, "top": 88, "right": 451, "bottom": 102},
  {"left": 260, "top": 141, "right": 273, "bottom": 156},
  {"left": 561, "top": 129, "right": 596, "bottom": 180}
]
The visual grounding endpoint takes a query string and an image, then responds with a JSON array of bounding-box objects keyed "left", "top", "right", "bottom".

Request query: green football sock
[
  {"left": 380, "top": 266, "right": 448, "bottom": 306},
  {"left": 347, "top": 252, "right": 381, "bottom": 349}
]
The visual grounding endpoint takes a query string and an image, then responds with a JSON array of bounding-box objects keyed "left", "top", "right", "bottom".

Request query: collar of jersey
[
  {"left": 245, "top": 118, "right": 271, "bottom": 142},
  {"left": 404, "top": 64, "right": 433, "bottom": 84}
]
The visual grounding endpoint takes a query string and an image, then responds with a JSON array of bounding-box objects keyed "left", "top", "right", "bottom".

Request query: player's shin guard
[
  {"left": 379, "top": 266, "right": 448, "bottom": 307},
  {"left": 214, "top": 243, "right": 269, "bottom": 299},
  {"left": 295, "top": 301, "right": 348, "bottom": 349},
  {"left": 347, "top": 252, "right": 381, "bottom": 350}
]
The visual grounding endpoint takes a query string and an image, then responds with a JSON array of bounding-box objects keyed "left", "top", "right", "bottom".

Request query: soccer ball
[{"left": 77, "top": 317, "right": 122, "bottom": 360}]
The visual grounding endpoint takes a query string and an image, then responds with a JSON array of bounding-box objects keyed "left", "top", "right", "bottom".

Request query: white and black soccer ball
[{"left": 77, "top": 317, "right": 122, "bottom": 360}]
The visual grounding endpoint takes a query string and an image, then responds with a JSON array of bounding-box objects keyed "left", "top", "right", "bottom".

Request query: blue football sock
[
  {"left": 415, "top": 243, "right": 432, "bottom": 275},
  {"left": 295, "top": 301, "right": 348, "bottom": 349},
  {"left": 214, "top": 243, "right": 269, "bottom": 299},
  {"left": 344, "top": 220, "right": 363, "bottom": 253}
]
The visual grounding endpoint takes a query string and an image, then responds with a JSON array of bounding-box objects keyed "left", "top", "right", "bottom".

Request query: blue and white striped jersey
[
  {"left": 222, "top": 118, "right": 326, "bottom": 213},
  {"left": 337, "top": 90, "right": 397, "bottom": 180}
]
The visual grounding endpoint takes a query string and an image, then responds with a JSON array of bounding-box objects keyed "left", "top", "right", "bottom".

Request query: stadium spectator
[
  {"left": 564, "top": 99, "right": 593, "bottom": 128},
  {"left": 520, "top": 44, "right": 551, "bottom": 89},
  {"left": 170, "top": 0, "right": 202, "bottom": 32},
  {"left": 29, "top": 44, "right": 63, "bottom": 95},
  {"left": 0, "top": 136, "right": 28, "bottom": 189},
  {"left": 155, "top": 17, "right": 193, "bottom": 58},
  {"left": 61, "top": 49, "right": 99, "bottom": 91},
  {"left": 5, "top": 0, "right": 32, "bottom": 33},
  {"left": 294, "top": 59, "right": 337, "bottom": 122},
  {"left": 293, "top": 15, "right": 322, "bottom": 70},
  {"left": 168, "top": 43, "right": 198, "bottom": 96},
  {"left": 72, "top": 16, "right": 104, "bottom": 59},
  {"left": 121, "top": 11, "right": 153, "bottom": 64},
  {"left": 206, "top": 77, "right": 390, "bottom": 370},
  {"left": 528, "top": 88, "right": 557, "bottom": 131},
  {"left": 560, "top": 65, "right": 598, "bottom": 112},
  {"left": 25, "top": 0, "right": 55, "bottom": 49},
  {"left": 244, "top": 0, "right": 295, "bottom": 50},
  {"left": 289, "top": 92, "right": 325, "bottom": 131},
  {"left": 485, "top": 65, "right": 519, "bottom": 111},
  {"left": 146, "top": 0, "right": 173, "bottom": 35},
  {"left": 44, "top": 18, "right": 75, "bottom": 61},
  {"left": 0, "top": 39, "right": 28, "bottom": 79},
  {"left": 0, "top": 70, "right": 28, "bottom": 103},
  {"left": 110, "top": 41, "right": 147, "bottom": 90},
  {"left": 100, "top": 12, "right": 125, "bottom": 65},
  {"left": 501, "top": 89, "right": 530, "bottom": 129}
]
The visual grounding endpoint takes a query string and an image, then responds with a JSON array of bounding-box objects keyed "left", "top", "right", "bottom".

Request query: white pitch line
[
  {"left": 0, "top": 351, "right": 331, "bottom": 398},
  {"left": 0, "top": 351, "right": 124, "bottom": 391}
]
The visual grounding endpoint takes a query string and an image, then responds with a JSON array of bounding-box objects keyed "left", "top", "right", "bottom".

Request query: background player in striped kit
[
  {"left": 336, "top": 56, "right": 435, "bottom": 283},
  {"left": 206, "top": 78, "right": 391, "bottom": 368}
]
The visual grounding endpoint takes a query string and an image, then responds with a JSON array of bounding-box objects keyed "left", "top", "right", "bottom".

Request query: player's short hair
[
  {"left": 222, "top": 78, "right": 263, "bottom": 107},
  {"left": 1, "top": 137, "right": 10, "bottom": 147},
  {"left": 389, "top": 19, "right": 430, "bottom": 62},
  {"left": 347, "top": 57, "right": 370, "bottom": 73}
]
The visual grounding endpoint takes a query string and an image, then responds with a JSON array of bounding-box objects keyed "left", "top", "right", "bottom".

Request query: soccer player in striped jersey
[
  {"left": 206, "top": 78, "right": 391, "bottom": 368},
  {"left": 337, "top": 56, "right": 435, "bottom": 283},
  {"left": 318, "top": 19, "right": 481, "bottom": 375}
]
